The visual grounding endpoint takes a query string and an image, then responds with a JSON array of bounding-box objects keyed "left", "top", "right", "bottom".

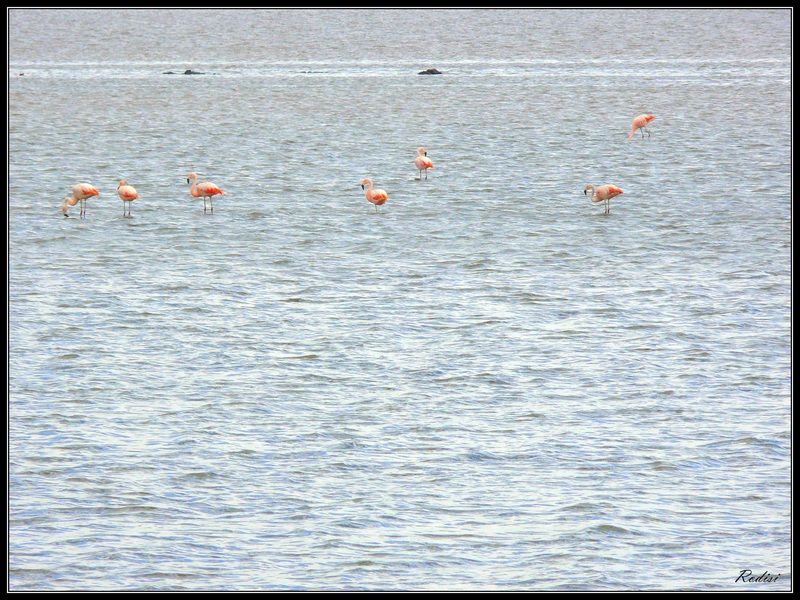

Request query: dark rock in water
[
  {"left": 418, "top": 68, "right": 442, "bottom": 75},
  {"left": 184, "top": 69, "right": 205, "bottom": 75}
]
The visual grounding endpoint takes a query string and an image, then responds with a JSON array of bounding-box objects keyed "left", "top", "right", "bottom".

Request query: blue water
[{"left": 9, "top": 8, "right": 792, "bottom": 591}]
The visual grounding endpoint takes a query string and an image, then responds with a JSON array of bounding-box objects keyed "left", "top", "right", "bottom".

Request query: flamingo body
[
  {"left": 117, "top": 180, "right": 139, "bottom": 217},
  {"left": 628, "top": 114, "right": 656, "bottom": 140},
  {"left": 584, "top": 183, "right": 624, "bottom": 215},
  {"left": 414, "top": 146, "right": 434, "bottom": 179},
  {"left": 187, "top": 172, "right": 225, "bottom": 214},
  {"left": 360, "top": 178, "right": 389, "bottom": 211},
  {"left": 62, "top": 183, "right": 100, "bottom": 218}
]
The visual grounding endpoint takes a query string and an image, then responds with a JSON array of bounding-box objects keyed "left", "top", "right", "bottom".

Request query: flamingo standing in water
[
  {"left": 628, "top": 114, "right": 656, "bottom": 140},
  {"left": 360, "top": 178, "right": 389, "bottom": 212},
  {"left": 584, "top": 183, "right": 624, "bottom": 215},
  {"left": 187, "top": 172, "right": 225, "bottom": 214},
  {"left": 117, "top": 180, "right": 139, "bottom": 217},
  {"left": 61, "top": 183, "right": 100, "bottom": 218},
  {"left": 414, "top": 146, "right": 434, "bottom": 180}
]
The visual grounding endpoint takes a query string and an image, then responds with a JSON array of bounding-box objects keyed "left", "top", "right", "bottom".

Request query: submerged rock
[{"left": 418, "top": 68, "right": 442, "bottom": 75}]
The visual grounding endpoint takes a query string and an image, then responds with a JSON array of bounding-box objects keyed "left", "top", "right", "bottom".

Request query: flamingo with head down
[
  {"left": 61, "top": 183, "right": 100, "bottom": 218},
  {"left": 628, "top": 114, "right": 656, "bottom": 140}
]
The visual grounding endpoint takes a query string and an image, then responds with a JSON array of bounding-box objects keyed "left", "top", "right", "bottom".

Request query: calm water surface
[{"left": 8, "top": 9, "right": 791, "bottom": 591}]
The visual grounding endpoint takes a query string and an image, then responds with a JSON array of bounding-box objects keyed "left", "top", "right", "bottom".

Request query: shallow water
[{"left": 9, "top": 8, "right": 791, "bottom": 591}]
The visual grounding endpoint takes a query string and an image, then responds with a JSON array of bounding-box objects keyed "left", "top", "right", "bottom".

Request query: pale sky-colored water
[{"left": 9, "top": 8, "right": 791, "bottom": 591}]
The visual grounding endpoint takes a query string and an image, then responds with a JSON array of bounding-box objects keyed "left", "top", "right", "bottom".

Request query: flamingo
[
  {"left": 61, "top": 183, "right": 100, "bottom": 218},
  {"left": 414, "top": 146, "right": 434, "bottom": 180},
  {"left": 628, "top": 114, "right": 656, "bottom": 140},
  {"left": 117, "top": 179, "right": 139, "bottom": 217},
  {"left": 360, "top": 178, "right": 389, "bottom": 212},
  {"left": 187, "top": 172, "right": 225, "bottom": 214},
  {"left": 584, "top": 183, "right": 624, "bottom": 215}
]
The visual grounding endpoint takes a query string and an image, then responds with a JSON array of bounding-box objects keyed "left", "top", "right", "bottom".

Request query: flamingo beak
[
  {"left": 583, "top": 189, "right": 587, "bottom": 195},
  {"left": 186, "top": 178, "right": 190, "bottom": 184},
  {"left": 424, "top": 152, "right": 427, "bottom": 156},
  {"left": 361, "top": 184, "right": 364, "bottom": 190}
]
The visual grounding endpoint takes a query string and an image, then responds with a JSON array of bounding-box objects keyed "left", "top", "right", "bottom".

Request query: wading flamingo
[
  {"left": 360, "top": 178, "right": 389, "bottom": 212},
  {"left": 117, "top": 179, "right": 139, "bottom": 217},
  {"left": 584, "top": 183, "right": 624, "bottom": 215},
  {"left": 61, "top": 183, "right": 100, "bottom": 218},
  {"left": 187, "top": 172, "right": 225, "bottom": 214},
  {"left": 628, "top": 114, "right": 656, "bottom": 140},
  {"left": 414, "top": 146, "right": 434, "bottom": 180}
]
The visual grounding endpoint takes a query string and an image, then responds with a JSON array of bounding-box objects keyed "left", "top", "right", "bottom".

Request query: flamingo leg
[
  {"left": 210, "top": 197, "right": 214, "bottom": 214},
  {"left": 80, "top": 199, "right": 85, "bottom": 219},
  {"left": 425, "top": 169, "right": 428, "bottom": 180},
  {"left": 203, "top": 197, "right": 207, "bottom": 214}
]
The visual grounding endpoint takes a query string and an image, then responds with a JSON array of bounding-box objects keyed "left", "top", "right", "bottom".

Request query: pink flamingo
[
  {"left": 414, "top": 146, "right": 434, "bottom": 180},
  {"left": 61, "top": 183, "right": 100, "bottom": 218},
  {"left": 584, "top": 183, "right": 624, "bottom": 215},
  {"left": 628, "top": 114, "right": 656, "bottom": 140},
  {"left": 360, "top": 178, "right": 389, "bottom": 212},
  {"left": 187, "top": 172, "right": 225, "bottom": 214},
  {"left": 117, "top": 179, "right": 139, "bottom": 217}
]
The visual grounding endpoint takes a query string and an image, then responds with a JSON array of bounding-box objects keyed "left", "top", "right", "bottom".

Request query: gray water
[{"left": 8, "top": 9, "right": 792, "bottom": 591}]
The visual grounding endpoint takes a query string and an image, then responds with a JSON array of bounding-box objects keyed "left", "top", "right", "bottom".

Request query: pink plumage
[
  {"left": 117, "top": 179, "right": 139, "bottom": 217},
  {"left": 61, "top": 183, "right": 100, "bottom": 218},
  {"left": 628, "top": 114, "right": 656, "bottom": 140},
  {"left": 584, "top": 183, "right": 625, "bottom": 215},
  {"left": 187, "top": 172, "right": 225, "bottom": 214},
  {"left": 360, "top": 178, "right": 389, "bottom": 211},
  {"left": 414, "top": 146, "right": 434, "bottom": 179}
]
